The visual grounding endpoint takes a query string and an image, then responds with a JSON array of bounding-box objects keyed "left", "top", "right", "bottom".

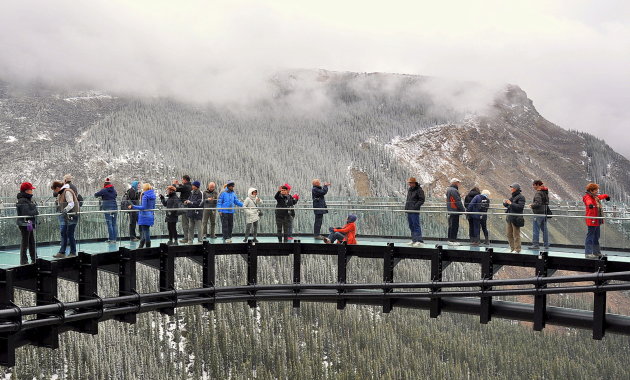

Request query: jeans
[
  {"left": 19, "top": 226, "right": 36, "bottom": 264},
  {"left": 407, "top": 213, "right": 423, "bottom": 242},
  {"left": 220, "top": 213, "right": 234, "bottom": 240},
  {"left": 447, "top": 214, "right": 460, "bottom": 241},
  {"left": 129, "top": 212, "right": 138, "bottom": 238},
  {"left": 202, "top": 209, "right": 217, "bottom": 238},
  {"left": 104, "top": 212, "right": 118, "bottom": 241},
  {"left": 59, "top": 223, "right": 78, "bottom": 255},
  {"left": 470, "top": 218, "right": 481, "bottom": 243},
  {"left": 532, "top": 216, "right": 549, "bottom": 248},
  {"left": 139, "top": 225, "right": 151, "bottom": 243},
  {"left": 585, "top": 226, "right": 601, "bottom": 254},
  {"left": 314, "top": 213, "right": 324, "bottom": 236},
  {"left": 327, "top": 231, "right": 346, "bottom": 244}
]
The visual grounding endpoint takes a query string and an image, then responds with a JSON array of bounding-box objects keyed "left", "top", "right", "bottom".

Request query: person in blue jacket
[
  {"left": 466, "top": 190, "right": 491, "bottom": 246},
  {"left": 217, "top": 180, "right": 243, "bottom": 243},
  {"left": 128, "top": 183, "right": 156, "bottom": 248},
  {"left": 94, "top": 177, "right": 118, "bottom": 243}
]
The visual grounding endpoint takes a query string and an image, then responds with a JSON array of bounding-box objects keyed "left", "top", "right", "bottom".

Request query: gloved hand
[
  {"left": 606, "top": 196, "right": 611, "bottom": 201},
  {"left": 159, "top": 194, "right": 165, "bottom": 199},
  {"left": 292, "top": 193, "right": 299, "bottom": 200}
]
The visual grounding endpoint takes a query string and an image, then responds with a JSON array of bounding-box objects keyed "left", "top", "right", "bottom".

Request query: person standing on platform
[
  {"left": 583, "top": 183, "right": 610, "bottom": 258},
  {"left": 466, "top": 189, "right": 491, "bottom": 246},
  {"left": 52, "top": 181, "right": 80, "bottom": 258},
  {"left": 173, "top": 175, "right": 192, "bottom": 243},
  {"left": 446, "top": 178, "right": 465, "bottom": 245},
  {"left": 529, "top": 180, "right": 551, "bottom": 251},
  {"left": 129, "top": 183, "right": 156, "bottom": 248},
  {"left": 94, "top": 178, "right": 118, "bottom": 244},
  {"left": 274, "top": 185, "right": 296, "bottom": 243},
  {"left": 159, "top": 185, "right": 182, "bottom": 245},
  {"left": 504, "top": 183, "right": 526, "bottom": 253},
  {"left": 404, "top": 177, "right": 425, "bottom": 246},
  {"left": 217, "top": 180, "right": 243, "bottom": 243},
  {"left": 122, "top": 181, "right": 141, "bottom": 241},
  {"left": 185, "top": 181, "right": 204, "bottom": 244},
  {"left": 16, "top": 182, "right": 38, "bottom": 265},
  {"left": 464, "top": 186, "right": 481, "bottom": 244},
  {"left": 242, "top": 187, "right": 262, "bottom": 242},
  {"left": 202, "top": 182, "right": 218, "bottom": 240},
  {"left": 312, "top": 179, "right": 330, "bottom": 240}
]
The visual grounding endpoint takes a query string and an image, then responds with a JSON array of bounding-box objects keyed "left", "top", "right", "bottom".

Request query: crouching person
[{"left": 324, "top": 214, "right": 357, "bottom": 245}]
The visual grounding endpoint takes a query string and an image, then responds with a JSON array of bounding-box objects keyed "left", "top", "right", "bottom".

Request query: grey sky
[{"left": 1, "top": 0, "right": 628, "bottom": 157}]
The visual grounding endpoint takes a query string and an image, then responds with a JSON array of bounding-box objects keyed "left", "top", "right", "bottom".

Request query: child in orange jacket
[{"left": 324, "top": 214, "right": 357, "bottom": 244}]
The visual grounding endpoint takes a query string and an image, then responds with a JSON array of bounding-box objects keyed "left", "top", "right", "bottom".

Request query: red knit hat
[
  {"left": 20, "top": 182, "right": 36, "bottom": 192},
  {"left": 283, "top": 183, "right": 291, "bottom": 191}
]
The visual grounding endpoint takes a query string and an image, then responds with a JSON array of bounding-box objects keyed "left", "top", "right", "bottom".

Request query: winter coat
[
  {"left": 466, "top": 194, "right": 489, "bottom": 220},
  {"left": 122, "top": 186, "right": 140, "bottom": 209},
  {"left": 243, "top": 188, "right": 262, "bottom": 224},
  {"left": 94, "top": 185, "right": 118, "bottom": 211},
  {"left": 16, "top": 192, "right": 39, "bottom": 226},
  {"left": 312, "top": 185, "right": 329, "bottom": 215},
  {"left": 405, "top": 185, "right": 425, "bottom": 212},
  {"left": 464, "top": 189, "right": 481, "bottom": 209},
  {"left": 160, "top": 192, "right": 182, "bottom": 223},
  {"left": 583, "top": 192, "right": 609, "bottom": 227},
  {"left": 503, "top": 190, "right": 526, "bottom": 214},
  {"left": 217, "top": 189, "right": 243, "bottom": 214},
  {"left": 186, "top": 189, "right": 203, "bottom": 220},
  {"left": 274, "top": 191, "right": 296, "bottom": 217},
  {"left": 446, "top": 185, "right": 465, "bottom": 212},
  {"left": 334, "top": 222, "right": 357, "bottom": 245},
  {"left": 203, "top": 188, "right": 218, "bottom": 208},
  {"left": 531, "top": 187, "right": 550, "bottom": 215},
  {"left": 175, "top": 182, "right": 192, "bottom": 201},
  {"left": 133, "top": 189, "right": 156, "bottom": 226}
]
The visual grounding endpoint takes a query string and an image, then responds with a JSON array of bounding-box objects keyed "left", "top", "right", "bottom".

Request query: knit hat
[
  {"left": 347, "top": 214, "right": 357, "bottom": 223},
  {"left": 481, "top": 189, "right": 491, "bottom": 197},
  {"left": 283, "top": 183, "right": 292, "bottom": 191},
  {"left": 20, "top": 182, "right": 36, "bottom": 192},
  {"left": 226, "top": 180, "right": 235, "bottom": 187},
  {"left": 131, "top": 180, "right": 139, "bottom": 189},
  {"left": 192, "top": 180, "right": 201, "bottom": 188},
  {"left": 407, "top": 177, "right": 418, "bottom": 184},
  {"left": 104, "top": 177, "right": 112, "bottom": 186},
  {"left": 510, "top": 183, "right": 521, "bottom": 191},
  {"left": 63, "top": 174, "right": 73, "bottom": 182}
]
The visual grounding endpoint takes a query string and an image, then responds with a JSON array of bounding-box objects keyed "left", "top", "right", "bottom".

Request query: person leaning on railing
[
  {"left": 16, "top": 182, "right": 38, "bottom": 265},
  {"left": 51, "top": 180, "right": 80, "bottom": 258},
  {"left": 129, "top": 183, "right": 156, "bottom": 248},
  {"left": 583, "top": 183, "right": 610, "bottom": 258}
]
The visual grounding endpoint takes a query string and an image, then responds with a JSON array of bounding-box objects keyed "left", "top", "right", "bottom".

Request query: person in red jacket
[
  {"left": 324, "top": 214, "right": 357, "bottom": 244},
  {"left": 583, "top": 183, "right": 610, "bottom": 258}
]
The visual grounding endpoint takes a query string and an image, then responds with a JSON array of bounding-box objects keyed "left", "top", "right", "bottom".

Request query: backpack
[
  {"left": 480, "top": 198, "right": 490, "bottom": 213},
  {"left": 77, "top": 193, "right": 84, "bottom": 207},
  {"left": 120, "top": 190, "right": 131, "bottom": 210}
]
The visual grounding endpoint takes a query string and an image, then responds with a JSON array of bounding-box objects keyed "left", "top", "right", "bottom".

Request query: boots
[
  {"left": 146, "top": 241, "right": 151, "bottom": 248},
  {"left": 138, "top": 240, "right": 145, "bottom": 249},
  {"left": 483, "top": 237, "right": 489, "bottom": 245}
]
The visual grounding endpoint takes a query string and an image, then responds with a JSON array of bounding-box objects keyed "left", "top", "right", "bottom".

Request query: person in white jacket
[{"left": 243, "top": 188, "right": 262, "bottom": 242}]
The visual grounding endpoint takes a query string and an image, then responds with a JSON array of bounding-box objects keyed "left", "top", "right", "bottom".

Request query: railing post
[
  {"left": 72, "top": 252, "right": 99, "bottom": 334},
  {"left": 159, "top": 243, "right": 176, "bottom": 316},
  {"left": 202, "top": 241, "right": 216, "bottom": 311},
  {"left": 430, "top": 245, "right": 444, "bottom": 318},
  {"left": 593, "top": 256, "right": 608, "bottom": 340},
  {"left": 115, "top": 247, "right": 137, "bottom": 324},
  {"left": 383, "top": 243, "right": 395, "bottom": 313},
  {"left": 247, "top": 241, "right": 258, "bottom": 308},
  {"left": 480, "top": 248, "right": 493, "bottom": 324},
  {"left": 533, "top": 251, "right": 549, "bottom": 331},
  {"left": 34, "top": 259, "right": 59, "bottom": 349},
  {"left": 0, "top": 269, "right": 16, "bottom": 367},
  {"left": 293, "top": 240, "right": 301, "bottom": 309},
  {"left": 337, "top": 243, "right": 348, "bottom": 310}
]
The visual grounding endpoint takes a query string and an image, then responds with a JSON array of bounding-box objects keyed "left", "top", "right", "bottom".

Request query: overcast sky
[{"left": 1, "top": 0, "right": 628, "bottom": 157}]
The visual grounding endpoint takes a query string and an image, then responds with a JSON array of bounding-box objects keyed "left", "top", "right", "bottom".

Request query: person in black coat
[
  {"left": 503, "top": 183, "right": 526, "bottom": 253},
  {"left": 312, "top": 179, "right": 330, "bottom": 239},
  {"left": 173, "top": 175, "right": 193, "bottom": 243},
  {"left": 184, "top": 181, "right": 204, "bottom": 244},
  {"left": 404, "top": 177, "right": 426, "bottom": 246},
  {"left": 464, "top": 186, "right": 481, "bottom": 243},
  {"left": 16, "top": 182, "right": 39, "bottom": 265},
  {"left": 159, "top": 186, "right": 182, "bottom": 245},
  {"left": 275, "top": 185, "right": 296, "bottom": 243},
  {"left": 123, "top": 180, "right": 141, "bottom": 241}
]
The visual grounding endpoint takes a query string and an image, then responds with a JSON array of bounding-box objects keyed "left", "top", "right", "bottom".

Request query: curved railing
[{"left": 1, "top": 240, "right": 630, "bottom": 366}]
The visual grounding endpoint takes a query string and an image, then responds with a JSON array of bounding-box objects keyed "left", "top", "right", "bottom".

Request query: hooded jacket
[
  {"left": 16, "top": 192, "right": 39, "bottom": 226},
  {"left": 583, "top": 192, "right": 609, "bottom": 227},
  {"left": 242, "top": 188, "right": 263, "bottom": 224},
  {"left": 94, "top": 185, "right": 118, "bottom": 211},
  {"left": 132, "top": 189, "right": 156, "bottom": 226}
]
